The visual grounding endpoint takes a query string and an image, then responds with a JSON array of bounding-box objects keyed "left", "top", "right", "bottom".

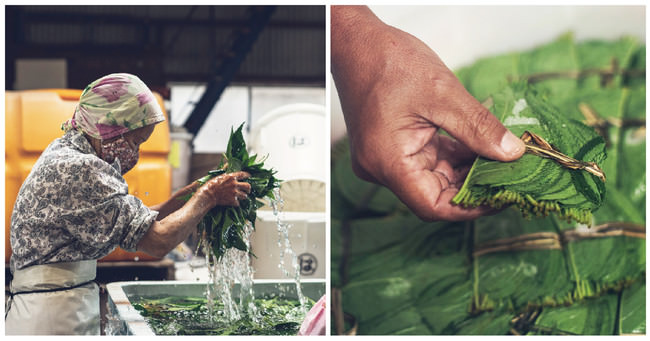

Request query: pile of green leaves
[
  {"left": 132, "top": 295, "right": 309, "bottom": 335},
  {"left": 452, "top": 83, "right": 607, "bottom": 224},
  {"left": 331, "top": 34, "right": 645, "bottom": 335},
  {"left": 194, "top": 123, "right": 280, "bottom": 260}
]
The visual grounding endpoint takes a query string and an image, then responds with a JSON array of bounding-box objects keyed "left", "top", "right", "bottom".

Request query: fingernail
[{"left": 500, "top": 131, "right": 525, "bottom": 158}]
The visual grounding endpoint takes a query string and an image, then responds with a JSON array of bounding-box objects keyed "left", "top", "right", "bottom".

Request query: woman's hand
[
  {"left": 137, "top": 171, "right": 251, "bottom": 258},
  {"left": 195, "top": 171, "right": 252, "bottom": 208}
]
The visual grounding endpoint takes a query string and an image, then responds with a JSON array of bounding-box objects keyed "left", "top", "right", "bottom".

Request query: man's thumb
[
  {"left": 461, "top": 107, "right": 524, "bottom": 161},
  {"left": 436, "top": 91, "right": 526, "bottom": 162},
  {"left": 498, "top": 128, "right": 527, "bottom": 161}
]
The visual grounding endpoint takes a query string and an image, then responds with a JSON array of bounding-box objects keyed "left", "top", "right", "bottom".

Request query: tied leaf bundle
[
  {"left": 195, "top": 123, "right": 280, "bottom": 260},
  {"left": 452, "top": 83, "right": 607, "bottom": 224}
]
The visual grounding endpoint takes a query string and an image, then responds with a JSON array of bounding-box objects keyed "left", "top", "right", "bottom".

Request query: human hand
[
  {"left": 138, "top": 171, "right": 250, "bottom": 258},
  {"left": 331, "top": 6, "right": 525, "bottom": 221},
  {"left": 195, "top": 171, "right": 251, "bottom": 208}
]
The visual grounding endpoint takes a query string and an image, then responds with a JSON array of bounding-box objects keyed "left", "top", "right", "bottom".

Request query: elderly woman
[{"left": 6, "top": 73, "right": 251, "bottom": 335}]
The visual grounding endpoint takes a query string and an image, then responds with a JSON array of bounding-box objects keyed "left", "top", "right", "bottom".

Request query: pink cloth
[
  {"left": 61, "top": 73, "right": 165, "bottom": 140},
  {"left": 298, "top": 295, "right": 326, "bottom": 336}
]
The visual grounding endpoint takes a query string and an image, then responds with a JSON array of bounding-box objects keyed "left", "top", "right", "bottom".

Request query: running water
[
  {"left": 200, "top": 188, "right": 308, "bottom": 325},
  {"left": 270, "top": 188, "right": 309, "bottom": 313},
  {"left": 202, "top": 222, "right": 259, "bottom": 323}
]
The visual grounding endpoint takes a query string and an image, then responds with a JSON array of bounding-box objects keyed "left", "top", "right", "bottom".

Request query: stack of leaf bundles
[
  {"left": 192, "top": 123, "right": 280, "bottom": 261},
  {"left": 331, "top": 34, "right": 645, "bottom": 336},
  {"left": 526, "top": 279, "right": 645, "bottom": 335},
  {"left": 452, "top": 83, "right": 607, "bottom": 225}
]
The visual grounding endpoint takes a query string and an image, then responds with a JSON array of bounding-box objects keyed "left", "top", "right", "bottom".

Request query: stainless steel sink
[{"left": 105, "top": 279, "right": 325, "bottom": 335}]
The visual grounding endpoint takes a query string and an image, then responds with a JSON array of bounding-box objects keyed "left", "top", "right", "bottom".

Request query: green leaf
[
  {"left": 452, "top": 83, "right": 607, "bottom": 224},
  {"left": 618, "top": 281, "right": 646, "bottom": 335},
  {"left": 332, "top": 140, "right": 404, "bottom": 215},
  {"left": 225, "top": 123, "right": 248, "bottom": 162},
  {"left": 207, "top": 169, "right": 226, "bottom": 177},
  {"left": 333, "top": 35, "right": 645, "bottom": 336},
  {"left": 191, "top": 123, "right": 281, "bottom": 261},
  {"left": 471, "top": 210, "right": 575, "bottom": 312},
  {"left": 130, "top": 296, "right": 309, "bottom": 335},
  {"left": 528, "top": 293, "right": 618, "bottom": 335}
]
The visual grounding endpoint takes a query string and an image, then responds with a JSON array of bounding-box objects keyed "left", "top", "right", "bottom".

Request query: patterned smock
[{"left": 9, "top": 129, "right": 158, "bottom": 273}]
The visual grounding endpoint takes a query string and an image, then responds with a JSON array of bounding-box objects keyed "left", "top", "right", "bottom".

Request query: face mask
[{"left": 100, "top": 136, "right": 139, "bottom": 175}]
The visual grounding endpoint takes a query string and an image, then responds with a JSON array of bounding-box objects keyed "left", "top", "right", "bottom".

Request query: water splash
[
  {"left": 198, "top": 188, "right": 307, "bottom": 326},
  {"left": 131, "top": 296, "right": 305, "bottom": 335},
  {"left": 270, "top": 188, "right": 308, "bottom": 313},
  {"left": 202, "top": 222, "right": 259, "bottom": 323}
]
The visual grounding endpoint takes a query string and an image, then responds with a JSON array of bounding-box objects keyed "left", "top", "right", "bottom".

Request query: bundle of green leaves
[
  {"left": 452, "top": 83, "right": 607, "bottom": 225},
  {"left": 194, "top": 123, "right": 280, "bottom": 260}
]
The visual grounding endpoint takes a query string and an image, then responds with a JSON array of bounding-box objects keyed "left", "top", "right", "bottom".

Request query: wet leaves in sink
[{"left": 131, "top": 295, "right": 311, "bottom": 335}]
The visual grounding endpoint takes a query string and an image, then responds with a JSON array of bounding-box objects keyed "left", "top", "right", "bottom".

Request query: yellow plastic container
[{"left": 5, "top": 89, "right": 171, "bottom": 263}]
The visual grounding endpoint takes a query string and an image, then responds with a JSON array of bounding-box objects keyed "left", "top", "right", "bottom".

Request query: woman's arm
[
  {"left": 149, "top": 181, "right": 200, "bottom": 220},
  {"left": 137, "top": 171, "right": 250, "bottom": 258}
]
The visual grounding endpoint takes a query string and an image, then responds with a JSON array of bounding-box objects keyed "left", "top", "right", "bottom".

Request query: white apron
[{"left": 5, "top": 260, "right": 100, "bottom": 335}]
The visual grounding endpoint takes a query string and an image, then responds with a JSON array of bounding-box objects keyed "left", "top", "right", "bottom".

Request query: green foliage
[
  {"left": 452, "top": 83, "right": 607, "bottom": 224},
  {"left": 195, "top": 123, "right": 281, "bottom": 260},
  {"left": 132, "top": 295, "right": 309, "bottom": 335},
  {"left": 618, "top": 280, "right": 647, "bottom": 334},
  {"left": 332, "top": 34, "right": 645, "bottom": 335},
  {"left": 527, "top": 294, "right": 618, "bottom": 335}
]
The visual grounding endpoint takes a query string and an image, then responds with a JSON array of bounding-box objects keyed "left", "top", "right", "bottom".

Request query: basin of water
[{"left": 105, "top": 279, "right": 325, "bottom": 335}]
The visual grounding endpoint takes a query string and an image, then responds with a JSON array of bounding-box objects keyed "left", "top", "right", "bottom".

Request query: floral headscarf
[{"left": 62, "top": 73, "right": 165, "bottom": 140}]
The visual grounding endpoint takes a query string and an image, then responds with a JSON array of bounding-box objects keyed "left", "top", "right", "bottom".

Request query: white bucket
[
  {"left": 249, "top": 103, "right": 327, "bottom": 183},
  {"left": 248, "top": 103, "right": 326, "bottom": 280},
  {"left": 251, "top": 211, "right": 326, "bottom": 280}
]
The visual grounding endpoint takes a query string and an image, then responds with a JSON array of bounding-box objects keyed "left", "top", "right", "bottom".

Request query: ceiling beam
[
  {"left": 183, "top": 5, "right": 276, "bottom": 136},
  {"left": 13, "top": 8, "right": 325, "bottom": 30}
]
